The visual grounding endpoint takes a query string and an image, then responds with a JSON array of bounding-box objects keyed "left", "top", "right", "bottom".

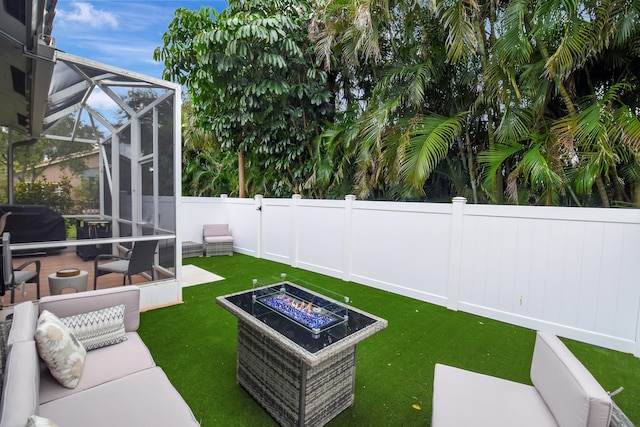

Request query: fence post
[
  {"left": 219, "top": 194, "right": 229, "bottom": 226},
  {"left": 635, "top": 308, "right": 640, "bottom": 357},
  {"left": 255, "top": 195, "right": 263, "bottom": 259},
  {"left": 291, "top": 194, "right": 301, "bottom": 267},
  {"left": 447, "top": 196, "right": 467, "bottom": 310},
  {"left": 343, "top": 195, "right": 356, "bottom": 281}
]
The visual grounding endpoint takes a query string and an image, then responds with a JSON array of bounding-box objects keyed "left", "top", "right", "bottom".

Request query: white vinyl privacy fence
[{"left": 180, "top": 195, "right": 640, "bottom": 356}]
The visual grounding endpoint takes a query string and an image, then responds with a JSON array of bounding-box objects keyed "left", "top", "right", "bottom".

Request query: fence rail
[{"left": 180, "top": 195, "right": 640, "bottom": 356}]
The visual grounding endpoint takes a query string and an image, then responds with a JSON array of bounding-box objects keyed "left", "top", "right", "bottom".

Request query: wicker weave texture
[
  {"left": 610, "top": 401, "right": 634, "bottom": 427},
  {"left": 205, "top": 241, "right": 233, "bottom": 256},
  {"left": 182, "top": 241, "right": 203, "bottom": 258},
  {"left": 237, "top": 320, "right": 356, "bottom": 427}
]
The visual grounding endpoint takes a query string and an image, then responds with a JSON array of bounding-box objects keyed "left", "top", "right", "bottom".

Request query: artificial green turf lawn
[{"left": 138, "top": 254, "right": 640, "bottom": 426}]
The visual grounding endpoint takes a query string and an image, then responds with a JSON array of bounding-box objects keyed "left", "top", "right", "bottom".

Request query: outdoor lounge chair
[
  {"left": 2, "top": 232, "right": 41, "bottom": 303},
  {"left": 203, "top": 224, "right": 234, "bottom": 256},
  {"left": 93, "top": 239, "right": 158, "bottom": 289}
]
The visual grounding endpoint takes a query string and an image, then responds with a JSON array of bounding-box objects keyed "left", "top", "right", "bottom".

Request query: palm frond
[
  {"left": 616, "top": 106, "right": 640, "bottom": 152},
  {"left": 439, "top": 0, "right": 479, "bottom": 62},
  {"left": 496, "top": 105, "right": 535, "bottom": 144},
  {"left": 399, "top": 113, "right": 466, "bottom": 188},
  {"left": 493, "top": 0, "right": 533, "bottom": 65},
  {"left": 478, "top": 140, "right": 525, "bottom": 194}
]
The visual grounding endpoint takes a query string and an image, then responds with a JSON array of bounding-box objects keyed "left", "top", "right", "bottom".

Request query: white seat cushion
[
  {"left": 203, "top": 235, "right": 234, "bottom": 244},
  {"left": 432, "top": 363, "right": 558, "bottom": 427},
  {"left": 39, "top": 332, "right": 155, "bottom": 404},
  {"left": 39, "top": 367, "right": 199, "bottom": 427}
]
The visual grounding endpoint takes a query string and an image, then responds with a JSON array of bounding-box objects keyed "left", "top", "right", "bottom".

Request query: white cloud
[
  {"left": 87, "top": 89, "right": 119, "bottom": 112},
  {"left": 57, "top": 2, "right": 119, "bottom": 29}
]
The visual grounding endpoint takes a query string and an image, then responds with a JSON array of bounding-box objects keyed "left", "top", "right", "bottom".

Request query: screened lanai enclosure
[{"left": 1, "top": 1, "right": 184, "bottom": 308}]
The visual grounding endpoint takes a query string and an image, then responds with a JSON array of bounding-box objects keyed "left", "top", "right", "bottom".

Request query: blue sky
[{"left": 52, "top": 1, "right": 228, "bottom": 80}]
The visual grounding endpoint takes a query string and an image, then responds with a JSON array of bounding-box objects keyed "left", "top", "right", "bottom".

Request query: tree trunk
[
  {"left": 465, "top": 131, "right": 478, "bottom": 204},
  {"left": 238, "top": 150, "right": 246, "bottom": 198},
  {"left": 487, "top": 112, "right": 503, "bottom": 203},
  {"left": 595, "top": 175, "right": 610, "bottom": 208}
]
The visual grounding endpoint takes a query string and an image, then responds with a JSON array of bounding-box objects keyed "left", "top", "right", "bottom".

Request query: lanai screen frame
[{"left": 12, "top": 51, "right": 184, "bottom": 304}]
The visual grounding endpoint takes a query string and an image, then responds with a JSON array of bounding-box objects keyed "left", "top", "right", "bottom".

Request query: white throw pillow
[
  {"left": 61, "top": 304, "right": 127, "bottom": 351},
  {"left": 35, "top": 310, "right": 86, "bottom": 389},
  {"left": 27, "top": 415, "right": 60, "bottom": 427}
]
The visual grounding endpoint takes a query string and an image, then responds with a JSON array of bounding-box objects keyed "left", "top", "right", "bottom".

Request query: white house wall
[{"left": 179, "top": 195, "right": 640, "bottom": 356}]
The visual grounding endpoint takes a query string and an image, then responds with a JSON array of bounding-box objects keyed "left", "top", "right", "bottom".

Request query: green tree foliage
[
  {"left": 155, "top": 0, "right": 334, "bottom": 197},
  {"left": 13, "top": 177, "right": 75, "bottom": 214},
  {"left": 0, "top": 128, "right": 9, "bottom": 202},
  {"left": 312, "top": 0, "right": 640, "bottom": 206},
  {"left": 160, "top": 0, "right": 640, "bottom": 206},
  {"left": 2, "top": 117, "right": 99, "bottom": 210},
  {"left": 11, "top": 117, "right": 98, "bottom": 185},
  {"left": 181, "top": 100, "right": 238, "bottom": 196}
]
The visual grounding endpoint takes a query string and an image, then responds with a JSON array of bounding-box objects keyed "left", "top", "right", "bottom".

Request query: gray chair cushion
[
  {"left": 531, "top": 331, "right": 612, "bottom": 427},
  {"left": 203, "top": 224, "right": 230, "bottom": 236},
  {"left": 95, "top": 260, "right": 129, "bottom": 274},
  {"left": 13, "top": 270, "right": 38, "bottom": 284}
]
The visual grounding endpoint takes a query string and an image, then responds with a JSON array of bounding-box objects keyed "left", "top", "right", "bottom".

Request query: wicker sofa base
[
  {"left": 182, "top": 241, "right": 203, "bottom": 258},
  {"left": 205, "top": 241, "right": 233, "bottom": 256},
  {"left": 236, "top": 320, "right": 356, "bottom": 427}
]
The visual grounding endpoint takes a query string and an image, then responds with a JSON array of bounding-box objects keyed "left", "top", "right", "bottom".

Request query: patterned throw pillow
[
  {"left": 35, "top": 310, "right": 86, "bottom": 389},
  {"left": 27, "top": 415, "right": 60, "bottom": 427},
  {"left": 61, "top": 305, "right": 128, "bottom": 351}
]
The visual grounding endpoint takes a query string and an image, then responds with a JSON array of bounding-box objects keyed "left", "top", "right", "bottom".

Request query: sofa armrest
[
  {"left": 6, "top": 302, "right": 38, "bottom": 348},
  {"left": 0, "top": 341, "right": 40, "bottom": 427},
  {"left": 38, "top": 286, "right": 141, "bottom": 332},
  {"left": 531, "top": 331, "right": 612, "bottom": 427}
]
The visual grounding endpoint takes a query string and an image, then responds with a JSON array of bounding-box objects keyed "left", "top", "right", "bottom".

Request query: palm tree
[
  {"left": 312, "top": 0, "right": 472, "bottom": 200},
  {"left": 480, "top": 0, "right": 640, "bottom": 206}
]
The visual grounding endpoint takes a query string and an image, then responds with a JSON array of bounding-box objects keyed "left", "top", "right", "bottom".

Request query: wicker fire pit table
[{"left": 217, "top": 281, "right": 388, "bottom": 427}]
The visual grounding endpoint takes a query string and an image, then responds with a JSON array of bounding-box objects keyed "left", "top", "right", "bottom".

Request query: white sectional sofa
[
  {"left": 432, "top": 331, "right": 613, "bottom": 427},
  {"left": 0, "top": 286, "right": 199, "bottom": 427}
]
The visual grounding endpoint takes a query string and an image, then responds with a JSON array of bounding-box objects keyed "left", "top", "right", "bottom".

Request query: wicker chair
[
  {"left": 93, "top": 240, "right": 158, "bottom": 289},
  {"left": 203, "top": 224, "right": 234, "bottom": 256},
  {"left": 2, "top": 232, "right": 40, "bottom": 303}
]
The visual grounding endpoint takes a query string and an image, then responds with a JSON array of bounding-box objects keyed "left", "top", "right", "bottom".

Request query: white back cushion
[{"left": 531, "top": 331, "right": 611, "bottom": 427}]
